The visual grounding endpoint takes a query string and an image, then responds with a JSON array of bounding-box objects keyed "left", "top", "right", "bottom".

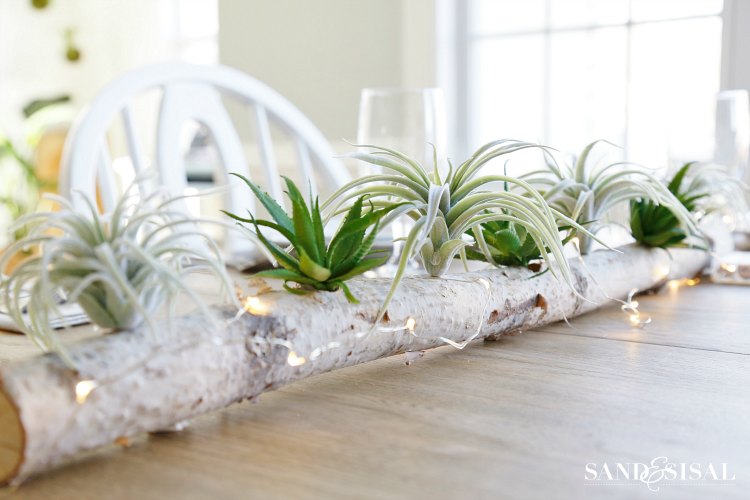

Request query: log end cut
[{"left": 0, "top": 381, "right": 24, "bottom": 484}]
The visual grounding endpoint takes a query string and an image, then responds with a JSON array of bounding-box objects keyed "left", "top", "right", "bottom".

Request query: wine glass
[
  {"left": 714, "top": 90, "right": 750, "bottom": 231},
  {"left": 356, "top": 88, "right": 447, "bottom": 273},
  {"left": 357, "top": 88, "right": 447, "bottom": 173},
  {"left": 714, "top": 90, "right": 750, "bottom": 184}
]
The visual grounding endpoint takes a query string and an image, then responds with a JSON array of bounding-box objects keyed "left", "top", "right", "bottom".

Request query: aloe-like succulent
[
  {"left": 630, "top": 162, "right": 705, "bottom": 248},
  {"left": 224, "top": 174, "right": 399, "bottom": 303},
  {"left": 0, "top": 183, "right": 237, "bottom": 367},
  {"left": 521, "top": 140, "right": 697, "bottom": 253},
  {"left": 323, "top": 140, "right": 602, "bottom": 321},
  {"left": 631, "top": 161, "right": 748, "bottom": 248},
  {"left": 466, "top": 217, "right": 577, "bottom": 268}
]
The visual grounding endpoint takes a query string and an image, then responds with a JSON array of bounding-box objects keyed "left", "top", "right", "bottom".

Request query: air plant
[
  {"left": 520, "top": 140, "right": 698, "bottom": 253},
  {"left": 0, "top": 137, "right": 42, "bottom": 244},
  {"left": 631, "top": 161, "right": 749, "bottom": 248},
  {"left": 224, "top": 174, "right": 400, "bottom": 303},
  {"left": 0, "top": 180, "right": 238, "bottom": 367},
  {"left": 322, "top": 140, "right": 604, "bottom": 321}
]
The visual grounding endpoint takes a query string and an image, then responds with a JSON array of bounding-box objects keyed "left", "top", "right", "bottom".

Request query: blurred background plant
[
  {"left": 0, "top": 97, "right": 72, "bottom": 257},
  {"left": 0, "top": 138, "right": 42, "bottom": 244}
]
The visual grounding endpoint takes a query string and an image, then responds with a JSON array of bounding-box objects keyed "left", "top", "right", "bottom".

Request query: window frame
[{"left": 440, "top": 0, "right": 742, "bottom": 160}]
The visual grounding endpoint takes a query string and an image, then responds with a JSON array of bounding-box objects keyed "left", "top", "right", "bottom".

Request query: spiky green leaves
[
  {"left": 630, "top": 162, "right": 706, "bottom": 248},
  {"left": 467, "top": 219, "right": 543, "bottom": 267},
  {"left": 226, "top": 174, "right": 397, "bottom": 303}
]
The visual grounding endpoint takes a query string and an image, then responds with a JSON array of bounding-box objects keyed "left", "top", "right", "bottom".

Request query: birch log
[{"left": 0, "top": 245, "right": 709, "bottom": 483}]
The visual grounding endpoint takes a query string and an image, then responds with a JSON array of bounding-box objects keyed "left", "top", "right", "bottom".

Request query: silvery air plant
[
  {"left": 520, "top": 140, "right": 698, "bottom": 254},
  {"left": 322, "top": 140, "right": 605, "bottom": 321},
  {"left": 0, "top": 179, "right": 237, "bottom": 367}
]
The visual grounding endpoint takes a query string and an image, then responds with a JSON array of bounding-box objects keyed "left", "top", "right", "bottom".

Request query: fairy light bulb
[
  {"left": 405, "top": 317, "right": 416, "bottom": 333},
  {"left": 666, "top": 277, "right": 701, "bottom": 293},
  {"left": 653, "top": 264, "right": 671, "bottom": 281},
  {"left": 621, "top": 288, "right": 651, "bottom": 328},
  {"left": 287, "top": 351, "right": 306, "bottom": 366},
  {"left": 720, "top": 263, "right": 737, "bottom": 274},
  {"left": 75, "top": 379, "right": 97, "bottom": 404},
  {"left": 243, "top": 296, "right": 269, "bottom": 316}
]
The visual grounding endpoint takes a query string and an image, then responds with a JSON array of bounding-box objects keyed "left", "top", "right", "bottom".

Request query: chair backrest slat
[
  {"left": 294, "top": 138, "right": 317, "bottom": 200},
  {"left": 252, "top": 104, "right": 284, "bottom": 205},
  {"left": 60, "top": 63, "right": 352, "bottom": 262},
  {"left": 121, "top": 103, "right": 148, "bottom": 174},
  {"left": 97, "top": 142, "right": 118, "bottom": 213}
]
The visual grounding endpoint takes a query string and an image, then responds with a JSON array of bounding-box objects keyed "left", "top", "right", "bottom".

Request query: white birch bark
[{"left": 0, "top": 245, "right": 709, "bottom": 483}]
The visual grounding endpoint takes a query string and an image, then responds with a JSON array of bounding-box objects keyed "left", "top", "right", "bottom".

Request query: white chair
[{"left": 59, "top": 63, "right": 352, "bottom": 262}]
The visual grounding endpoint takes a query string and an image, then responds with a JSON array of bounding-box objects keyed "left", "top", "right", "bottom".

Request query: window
[
  {"left": 158, "top": 0, "right": 219, "bottom": 64},
  {"left": 456, "top": 0, "right": 724, "bottom": 170}
]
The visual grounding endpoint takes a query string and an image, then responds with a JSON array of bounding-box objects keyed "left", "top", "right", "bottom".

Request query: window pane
[
  {"left": 180, "top": 40, "right": 219, "bottom": 65},
  {"left": 469, "top": 35, "right": 545, "bottom": 149},
  {"left": 548, "top": 27, "right": 628, "bottom": 152},
  {"left": 179, "top": 0, "right": 219, "bottom": 38},
  {"left": 469, "top": 0, "right": 546, "bottom": 35},
  {"left": 628, "top": 17, "right": 722, "bottom": 166},
  {"left": 549, "top": 0, "right": 629, "bottom": 28},
  {"left": 630, "top": 0, "right": 723, "bottom": 22}
]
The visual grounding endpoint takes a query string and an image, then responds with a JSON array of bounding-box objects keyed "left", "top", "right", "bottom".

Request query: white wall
[
  {"left": 0, "top": 0, "right": 180, "bottom": 135},
  {"left": 218, "top": 0, "right": 438, "bottom": 146}
]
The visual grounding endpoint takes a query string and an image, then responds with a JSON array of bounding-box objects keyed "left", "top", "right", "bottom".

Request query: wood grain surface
[{"left": 0, "top": 282, "right": 748, "bottom": 500}]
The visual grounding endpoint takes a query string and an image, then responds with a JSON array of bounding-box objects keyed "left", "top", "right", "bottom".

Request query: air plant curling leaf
[
  {"left": 324, "top": 139, "right": 601, "bottom": 324},
  {"left": 0, "top": 176, "right": 238, "bottom": 368},
  {"left": 521, "top": 141, "right": 699, "bottom": 254}
]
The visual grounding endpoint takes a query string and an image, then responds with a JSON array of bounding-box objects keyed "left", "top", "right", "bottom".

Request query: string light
[
  {"left": 653, "top": 264, "right": 671, "bottom": 282},
  {"left": 75, "top": 379, "right": 97, "bottom": 404},
  {"left": 720, "top": 263, "right": 737, "bottom": 274},
  {"left": 667, "top": 277, "right": 700, "bottom": 292},
  {"left": 309, "top": 341, "right": 342, "bottom": 360},
  {"left": 620, "top": 288, "right": 651, "bottom": 328},
  {"left": 243, "top": 296, "right": 269, "bottom": 316},
  {"left": 286, "top": 351, "right": 306, "bottom": 366},
  {"left": 436, "top": 275, "right": 494, "bottom": 350},
  {"left": 405, "top": 317, "right": 416, "bottom": 334},
  {"left": 371, "top": 317, "right": 418, "bottom": 336}
]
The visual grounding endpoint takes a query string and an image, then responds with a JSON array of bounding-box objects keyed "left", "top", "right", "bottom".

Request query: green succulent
[
  {"left": 466, "top": 217, "right": 577, "bottom": 268},
  {"left": 224, "top": 174, "right": 398, "bottom": 303},
  {"left": 630, "top": 162, "right": 706, "bottom": 248}
]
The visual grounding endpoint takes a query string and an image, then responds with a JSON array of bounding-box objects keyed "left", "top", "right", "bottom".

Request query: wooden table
[{"left": 0, "top": 283, "right": 748, "bottom": 500}]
